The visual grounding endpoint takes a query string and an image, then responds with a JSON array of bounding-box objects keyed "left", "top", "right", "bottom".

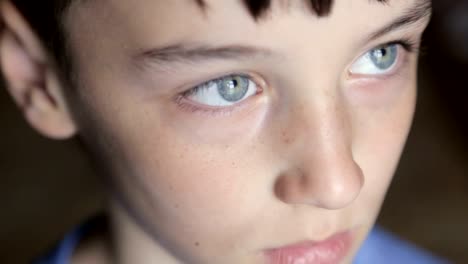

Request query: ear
[{"left": 0, "top": 0, "right": 77, "bottom": 139}]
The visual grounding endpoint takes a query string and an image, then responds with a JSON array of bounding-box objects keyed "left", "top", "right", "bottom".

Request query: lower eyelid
[
  {"left": 348, "top": 56, "right": 413, "bottom": 87},
  {"left": 175, "top": 93, "right": 260, "bottom": 117}
]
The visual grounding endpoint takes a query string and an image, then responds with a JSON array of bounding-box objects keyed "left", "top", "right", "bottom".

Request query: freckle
[
  {"left": 282, "top": 130, "right": 292, "bottom": 144},
  {"left": 194, "top": 242, "right": 200, "bottom": 247}
]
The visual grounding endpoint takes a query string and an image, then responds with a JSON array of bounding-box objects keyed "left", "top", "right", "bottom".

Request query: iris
[
  {"left": 217, "top": 76, "right": 250, "bottom": 102},
  {"left": 370, "top": 45, "right": 398, "bottom": 70}
]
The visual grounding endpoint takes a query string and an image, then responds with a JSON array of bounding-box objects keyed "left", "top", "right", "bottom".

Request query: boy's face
[{"left": 62, "top": 0, "right": 430, "bottom": 263}]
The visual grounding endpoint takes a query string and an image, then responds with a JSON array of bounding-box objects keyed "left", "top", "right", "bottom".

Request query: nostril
[
  {"left": 274, "top": 171, "right": 297, "bottom": 204},
  {"left": 274, "top": 168, "right": 310, "bottom": 204}
]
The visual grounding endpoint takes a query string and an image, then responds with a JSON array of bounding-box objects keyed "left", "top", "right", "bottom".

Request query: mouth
[{"left": 263, "top": 231, "right": 354, "bottom": 264}]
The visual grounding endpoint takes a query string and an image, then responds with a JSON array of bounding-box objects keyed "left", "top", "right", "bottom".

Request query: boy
[{"left": 0, "top": 0, "right": 447, "bottom": 263}]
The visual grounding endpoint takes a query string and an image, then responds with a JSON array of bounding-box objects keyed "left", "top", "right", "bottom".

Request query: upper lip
[{"left": 263, "top": 230, "right": 354, "bottom": 264}]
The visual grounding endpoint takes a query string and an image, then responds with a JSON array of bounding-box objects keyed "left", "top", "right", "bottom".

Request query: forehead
[
  {"left": 70, "top": 0, "right": 389, "bottom": 16},
  {"left": 67, "top": 0, "right": 391, "bottom": 23},
  {"left": 64, "top": 0, "right": 429, "bottom": 76},
  {"left": 65, "top": 0, "right": 421, "bottom": 43}
]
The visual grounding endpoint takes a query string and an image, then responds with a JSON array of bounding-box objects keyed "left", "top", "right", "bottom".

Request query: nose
[{"left": 273, "top": 97, "right": 364, "bottom": 210}]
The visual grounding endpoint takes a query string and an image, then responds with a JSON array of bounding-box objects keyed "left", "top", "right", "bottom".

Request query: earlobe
[{"left": 0, "top": 0, "right": 77, "bottom": 139}]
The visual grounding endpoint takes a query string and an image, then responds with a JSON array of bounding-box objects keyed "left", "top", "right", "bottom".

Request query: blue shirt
[{"left": 34, "top": 224, "right": 450, "bottom": 264}]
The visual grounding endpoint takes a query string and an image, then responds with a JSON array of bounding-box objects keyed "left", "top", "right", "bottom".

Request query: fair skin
[{"left": 0, "top": 0, "right": 431, "bottom": 263}]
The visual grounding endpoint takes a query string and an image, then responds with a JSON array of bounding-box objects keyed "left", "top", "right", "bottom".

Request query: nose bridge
[
  {"left": 274, "top": 87, "right": 364, "bottom": 209},
  {"left": 288, "top": 83, "right": 351, "bottom": 160},
  {"left": 314, "top": 93, "right": 353, "bottom": 163}
]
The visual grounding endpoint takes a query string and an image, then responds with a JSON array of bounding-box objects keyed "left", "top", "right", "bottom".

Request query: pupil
[
  {"left": 227, "top": 80, "right": 238, "bottom": 89},
  {"left": 382, "top": 49, "right": 387, "bottom": 56},
  {"left": 375, "top": 48, "right": 387, "bottom": 58}
]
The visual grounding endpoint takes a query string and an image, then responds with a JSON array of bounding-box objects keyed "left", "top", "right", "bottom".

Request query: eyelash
[
  {"left": 181, "top": 74, "right": 252, "bottom": 98},
  {"left": 174, "top": 38, "right": 421, "bottom": 115},
  {"left": 390, "top": 38, "right": 420, "bottom": 53},
  {"left": 175, "top": 73, "right": 262, "bottom": 116}
]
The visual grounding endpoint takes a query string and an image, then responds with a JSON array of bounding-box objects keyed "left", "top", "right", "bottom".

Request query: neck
[{"left": 70, "top": 215, "right": 113, "bottom": 264}]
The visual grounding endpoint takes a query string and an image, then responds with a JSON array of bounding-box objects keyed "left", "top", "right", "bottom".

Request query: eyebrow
[
  {"left": 367, "top": 0, "right": 432, "bottom": 41},
  {"left": 135, "top": 44, "right": 273, "bottom": 67},
  {"left": 134, "top": 0, "right": 431, "bottom": 69}
]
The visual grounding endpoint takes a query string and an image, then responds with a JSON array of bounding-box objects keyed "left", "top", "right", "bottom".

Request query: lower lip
[{"left": 264, "top": 231, "right": 353, "bottom": 264}]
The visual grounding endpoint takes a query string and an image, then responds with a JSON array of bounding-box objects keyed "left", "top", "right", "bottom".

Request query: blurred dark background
[{"left": 1, "top": 1, "right": 468, "bottom": 263}]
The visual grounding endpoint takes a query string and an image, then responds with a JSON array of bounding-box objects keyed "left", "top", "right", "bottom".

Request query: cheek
[
  {"left": 130, "top": 139, "right": 257, "bottom": 220},
  {"left": 350, "top": 78, "right": 417, "bottom": 217},
  {"left": 78, "top": 90, "right": 271, "bottom": 244},
  {"left": 104, "top": 101, "right": 266, "bottom": 220},
  {"left": 76, "top": 103, "right": 272, "bottom": 264}
]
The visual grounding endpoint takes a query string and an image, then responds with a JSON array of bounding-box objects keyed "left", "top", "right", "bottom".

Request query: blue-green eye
[
  {"left": 184, "top": 75, "right": 258, "bottom": 107},
  {"left": 350, "top": 44, "right": 399, "bottom": 75},
  {"left": 218, "top": 76, "right": 250, "bottom": 102}
]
